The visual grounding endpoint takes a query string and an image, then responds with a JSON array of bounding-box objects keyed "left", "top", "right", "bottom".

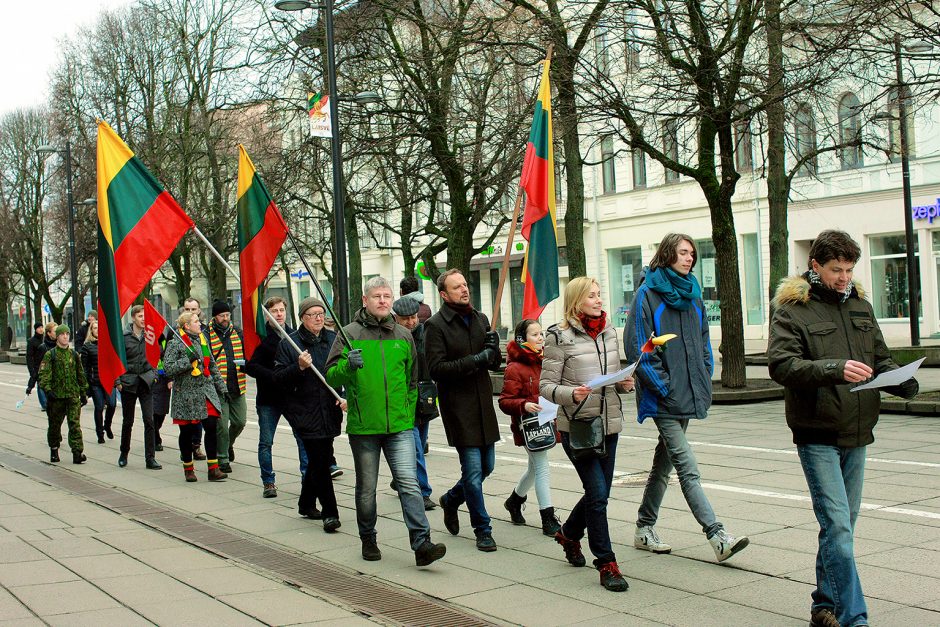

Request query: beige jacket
[{"left": 539, "top": 317, "right": 624, "bottom": 435}]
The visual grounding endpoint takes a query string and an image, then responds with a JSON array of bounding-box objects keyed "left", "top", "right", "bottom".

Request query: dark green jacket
[
  {"left": 38, "top": 346, "right": 88, "bottom": 401},
  {"left": 768, "top": 274, "right": 915, "bottom": 447},
  {"left": 325, "top": 308, "right": 417, "bottom": 435}
]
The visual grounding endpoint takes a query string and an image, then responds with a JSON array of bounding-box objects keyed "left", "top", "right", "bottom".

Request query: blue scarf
[{"left": 645, "top": 266, "right": 701, "bottom": 311}]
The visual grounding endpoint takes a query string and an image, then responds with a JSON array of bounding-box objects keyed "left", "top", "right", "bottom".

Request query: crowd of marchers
[{"left": 27, "top": 230, "right": 913, "bottom": 627}]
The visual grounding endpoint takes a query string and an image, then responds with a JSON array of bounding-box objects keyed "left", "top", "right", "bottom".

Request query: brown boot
[
  {"left": 207, "top": 467, "right": 227, "bottom": 481},
  {"left": 183, "top": 465, "right": 197, "bottom": 482}
]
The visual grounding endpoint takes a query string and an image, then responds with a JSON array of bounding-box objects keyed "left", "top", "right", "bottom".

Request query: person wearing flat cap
[
  {"left": 274, "top": 297, "right": 347, "bottom": 532},
  {"left": 206, "top": 300, "right": 247, "bottom": 474},
  {"left": 392, "top": 295, "right": 439, "bottom": 511}
]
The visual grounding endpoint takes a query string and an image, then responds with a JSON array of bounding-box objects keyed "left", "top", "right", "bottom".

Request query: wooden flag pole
[
  {"left": 192, "top": 226, "right": 343, "bottom": 402},
  {"left": 491, "top": 43, "right": 554, "bottom": 332}
]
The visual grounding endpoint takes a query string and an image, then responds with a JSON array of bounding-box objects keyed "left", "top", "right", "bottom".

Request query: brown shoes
[{"left": 207, "top": 467, "right": 227, "bottom": 481}]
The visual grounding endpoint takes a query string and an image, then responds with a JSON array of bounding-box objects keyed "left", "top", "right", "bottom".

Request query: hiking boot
[
  {"left": 72, "top": 452, "right": 86, "bottom": 464},
  {"left": 504, "top": 491, "right": 527, "bottom": 525},
  {"left": 634, "top": 525, "right": 672, "bottom": 554},
  {"left": 423, "top": 496, "right": 437, "bottom": 511},
  {"left": 299, "top": 506, "right": 322, "bottom": 520},
  {"left": 193, "top": 446, "right": 206, "bottom": 460},
  {"left": 415, "top": 540, "right": 446, "bottom": 566},
  {"left": 330, "top": 465, "right": 343, "bottom": 478},
  {"left": 597, "top": 560, "right": 629, "bottom": 592},
  {"left": 323, "top": 517, "right": 342, "bottom": 533},
  {"left": 539, "top": 507, "right": 561, "bottom": 536},
  {"left": 709, "top": 529, "right": 749, "bottom": 562},
  {"left": 554, "top": 531, "right": 586, "bottom": 567},
  {"left": 810, "top": 608, "right": 841, "bottom": 627},
  {"left": 439, "top": 495, "right": 459, "bottom": 535},
  {"left": 207, "top": 467, "right": 227, "bottom": 481},
  {"left": 184, "top": 468, "right": 197, "bottom": 482},
  {"left": 218, "top": 463, "right": 233, "bottom": 474},
  {"left": 361, "top": 538, "right": 382, "bottom": 561},
  {"left": 50, "top": 448, "right": 59, "bottom": 463},
  {"left": 228, "top": 446, "right": 235, "bottom": 462},
  {"left": 146, "top": 458, "right": 162, "bottom": 470},
  {"left": 117, "top": 454, "right": 127, "bottom": 467},
  {"left": 262, "top": 483, "right": 278, "bottom": 498},
  {"left": 475, "top": 532, "right": 497, "bottom": 552}
]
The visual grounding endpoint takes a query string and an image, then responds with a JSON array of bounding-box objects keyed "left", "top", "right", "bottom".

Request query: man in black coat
[
  {"left": 26, "top": 322, "right": 48, "bottom": 411},
  {"left": 243, "top": 296, "right": 308, "bottom": 499},
  {"left": 116, "top": 304, "right": 160, "bottom": 470},
  {"left": 425, "top": 269, "right": 502, "bottom": 552},
  {"left": 73, "top": 310, "right": 97, "bottom": 353}
]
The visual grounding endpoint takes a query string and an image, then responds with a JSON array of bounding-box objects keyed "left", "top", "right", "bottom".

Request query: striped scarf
[
  {"left": 181, "top": 332, "right": 211, "bottom": 377},
  {"left": 208, "top": 324, "right": 247, "bottom": 394}
]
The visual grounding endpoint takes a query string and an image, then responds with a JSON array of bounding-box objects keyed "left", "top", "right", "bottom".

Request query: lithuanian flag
[
  {"left": 97, "top": 121, "right": 194, "bottom": 392},
  {"left": 237, "top": 145, "right": 288, "bottom": 359},
  {"left": 519, "top": 55, "right": 560, "bottom": 320}
]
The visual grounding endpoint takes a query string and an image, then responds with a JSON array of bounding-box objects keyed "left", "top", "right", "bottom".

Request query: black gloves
[
  {"left": 472, "top": 347, "right": 498, "bottom": 370},
  {"left": 347, "top": 349, "right": 364, "bottom": 370},
  {"left": 81, "top": 396, "right": 88, "bottom": 406},
  {"left": 483, "top": 332, "right": 502, "bottom": 369},
  {"left": 25, "top": 386, "right": 32, "bottom": 396},
  {"left": 896, "top": 377, "right": 919, "bottom": 399}
]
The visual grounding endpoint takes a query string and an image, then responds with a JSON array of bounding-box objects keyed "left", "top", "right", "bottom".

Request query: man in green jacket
[
  {"left": 769, "top": 230, "right": 918, "bottom": 627},
  {"left": 326, "top": 276, "right": 446, "bottom": 568},
  {"left": 39, "top": 325, "right": 88, "bottom": 464}
]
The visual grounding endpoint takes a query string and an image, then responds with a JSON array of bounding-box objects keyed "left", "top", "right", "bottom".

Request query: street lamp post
[{"left": 37, "top": 141, "right": 80, "bottom": 331}]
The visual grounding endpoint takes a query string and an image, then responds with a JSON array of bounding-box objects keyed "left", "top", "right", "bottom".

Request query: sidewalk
[{"left": 0, "top": 361, "right": 938, "bottom": 626}]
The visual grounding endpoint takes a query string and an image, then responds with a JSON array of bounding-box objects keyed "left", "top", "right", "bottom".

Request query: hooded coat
[
  {"left": 768, "top": 274, "right": 917, "bottom": 447},
  {"left": 499, "top": 340, "right": 559, "bottom": 447}
]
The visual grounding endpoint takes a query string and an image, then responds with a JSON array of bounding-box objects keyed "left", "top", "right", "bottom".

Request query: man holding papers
[{"left": 769, "top": 230, "right": 918, "bottom": 627}]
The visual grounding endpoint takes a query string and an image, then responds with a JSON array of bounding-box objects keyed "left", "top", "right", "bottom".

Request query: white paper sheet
[
  {"left": 850, "top": 357, "right": 925, "bottom": 392},
  {"left": 535, "top": 396, "right": 559, "bottom": 426},
  {"left": 585, "top": 362, "right": 638, "bottom": 389}
]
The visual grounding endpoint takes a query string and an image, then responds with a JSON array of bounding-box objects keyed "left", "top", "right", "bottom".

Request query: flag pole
[
  {"left": 192, "top": 226, "right": 343, "bottom": 402},
  {"left": 285, "top": 230, "right": 353, "bottom": 349},
  {"left": 491, "top": 43, "right": 554, "bottom": 332}
]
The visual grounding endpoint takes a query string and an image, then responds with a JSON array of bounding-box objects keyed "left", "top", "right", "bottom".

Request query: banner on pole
[{"left": 308, "top": 91, "right": 332, "bottom": 138}]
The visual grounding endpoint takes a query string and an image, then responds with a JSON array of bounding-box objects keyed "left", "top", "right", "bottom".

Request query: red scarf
[{"left": 578, "top": 311, "right": 607, "bottom": 339}]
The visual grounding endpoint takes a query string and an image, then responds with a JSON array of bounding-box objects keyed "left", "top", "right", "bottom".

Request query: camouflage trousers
[{"left": 47, "top": 398, "right": 84, "bottom": 454}]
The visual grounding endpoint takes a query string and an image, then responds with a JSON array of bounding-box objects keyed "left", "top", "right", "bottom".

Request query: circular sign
[{"left": 416, "top": 260, "right": 431, "bottom": 281}]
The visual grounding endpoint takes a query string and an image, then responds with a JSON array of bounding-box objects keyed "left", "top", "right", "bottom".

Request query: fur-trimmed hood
[{"left": 772, "top": 274, "right": 866, "bottom": 308}]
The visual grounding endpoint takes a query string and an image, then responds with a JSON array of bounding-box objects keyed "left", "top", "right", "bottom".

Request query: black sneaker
[
  {"left": 475, "top": 532, "right": 497, "bottom": 552},
  {"left": 597, "top": 561, "right": 629, "bottom": 592},
  {"left": 415, "top": 540, "right": 446, "bottom": 566},
  {"left": 50, "top": 448, "right": 60, "bottom": 463},
  {"left": 361, "top": 538, "right": 382, "bottom": 561},
  {"left": 554, "top": 531, "right": 586, "bottom": 567},
  {"left": 440, "top": 495, "right": 459, "bottom": 535},
  {"left": 299, "top": 506, "right": 322, "bottom": 520},
  {"left": 323, "top": 517, "right": 341, "bottom": 533}
]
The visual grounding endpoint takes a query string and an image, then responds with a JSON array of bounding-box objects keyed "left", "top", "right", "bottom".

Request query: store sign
[{"left": 913, "top": 198, "right": 940, "bottom": 223}]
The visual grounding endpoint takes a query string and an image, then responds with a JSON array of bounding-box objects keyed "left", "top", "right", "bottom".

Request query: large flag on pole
[
  {"left": 519, "top": 55, "right": 560, "bottom": 320},
  {"left": 96, "top": 121, "right": 194, "bottom": 392},
  {"left": 237, "top": 145, "right": 289, "bottom": 360}
]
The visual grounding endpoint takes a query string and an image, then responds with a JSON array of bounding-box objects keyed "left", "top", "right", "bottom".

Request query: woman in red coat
[{"left": 498, "top": 319, "right": 560, "bottom": 535}]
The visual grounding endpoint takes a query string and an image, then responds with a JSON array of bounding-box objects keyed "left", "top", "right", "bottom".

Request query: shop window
[
  {"left": 601, "top": 135, "right": 616, "bottom": 193},
  {"left": 870, "top": 234, "right": 920, "bottom": 319},
  {"left": 742, "top": 233, "right": 763, "bottom": 324},
  {"left": 691, "top": 239, "right": 720, "bottom": 325},
  {"left": 607, "top": 246, "right": 643, "bottom": 328}
]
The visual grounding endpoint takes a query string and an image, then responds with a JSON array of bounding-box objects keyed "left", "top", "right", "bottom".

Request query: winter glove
[
  {"left": 483, "top": 331, "right": 500, "bottom": 353},
  {"left": 889, "top": 377, "right": 919, "bottom": 399},
  {"left": 25, "top": 386, "right": 31, "bottom": 396},
  {"left": 472, "top": 348, "right": 497, "bottom": 370},
  {"left": 347, "top": 349, "right": 364, "bottom": 370}
]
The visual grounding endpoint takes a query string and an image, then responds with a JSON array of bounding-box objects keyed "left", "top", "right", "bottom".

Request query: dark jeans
[
  {"left": 444, "top": 444, "right": 495, "bottom": 535},
  {"left": 299, "top": 438, "right": 338, "bottom": 519},
  {"left": 560, "top": 432, "right": 619, "bottom": 564},
  {"left": 89, "top": 384, "right": 116, "bottom": 438},
  {"left": 179, "top": 418, "right": 218, "bottom": 464},
  {"left": 120, "top": 388, "right": 155, "bottom": 460}
]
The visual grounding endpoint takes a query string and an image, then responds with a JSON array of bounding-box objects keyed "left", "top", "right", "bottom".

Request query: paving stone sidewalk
[{"left": 0, "top": 361, "right": 938, "bottom": 626}]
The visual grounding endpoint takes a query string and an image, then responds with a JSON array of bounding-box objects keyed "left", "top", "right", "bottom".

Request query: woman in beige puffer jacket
[{"left": 539, "top": 277, "right": 633, "bottom": 593}]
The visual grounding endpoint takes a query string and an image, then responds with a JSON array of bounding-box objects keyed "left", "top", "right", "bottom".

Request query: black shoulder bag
[{"left": 566, "top": 333, "right": 608, "bottom": 461}]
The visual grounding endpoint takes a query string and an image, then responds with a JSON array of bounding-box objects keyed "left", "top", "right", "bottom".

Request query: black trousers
[
  {"left": 120, "top": 388, "right": 155, "bottom": 459},
  {"left": 179, "top": 418, "right": 218, "bottom": 463},
  {"left": 299, "top": 437, "right": 338, "bottom": 519}
]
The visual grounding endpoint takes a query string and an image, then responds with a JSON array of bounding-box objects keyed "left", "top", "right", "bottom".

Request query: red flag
[{"left": 143, "top": 299, "right": 169, "bottom": 369}]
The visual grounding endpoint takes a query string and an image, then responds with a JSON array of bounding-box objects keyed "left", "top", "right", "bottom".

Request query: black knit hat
[{"left": 212, "top": 300, "right": 231, "bottom": 317}]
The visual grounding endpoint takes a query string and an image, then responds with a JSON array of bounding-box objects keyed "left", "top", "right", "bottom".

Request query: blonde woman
[{"left": 540, "top": 277, "right": 633, "bottom": 593}]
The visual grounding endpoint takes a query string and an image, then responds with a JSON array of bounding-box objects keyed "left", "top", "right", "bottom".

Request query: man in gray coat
[
  {"left": 425, "top": 269, "right": 502, "bottom": 552},
  {"left": 117, "top": 304, "right": 161, "bottom": 470}
]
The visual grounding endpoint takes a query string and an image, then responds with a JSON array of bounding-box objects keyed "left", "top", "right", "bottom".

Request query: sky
[{"left": 0, "top": 0, "right": 130, "bottom": 116}]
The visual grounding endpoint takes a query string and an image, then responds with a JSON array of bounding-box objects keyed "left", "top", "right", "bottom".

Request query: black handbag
[
  {"left": 566, "top": 332, "right": 608, "bottom": 460},
  {"left": 521, "top": 414, "right": 557, "bottom": 452},
  {"left": 416, "top": 380, "right": 439, "bottom": 420}
]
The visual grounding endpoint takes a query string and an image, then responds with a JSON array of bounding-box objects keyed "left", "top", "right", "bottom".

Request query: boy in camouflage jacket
[{"left": 39, "top": 324, "right": 89, "bottom": 464}]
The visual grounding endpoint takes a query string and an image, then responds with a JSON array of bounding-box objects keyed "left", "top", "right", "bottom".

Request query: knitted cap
[
  {"left": 298, "top": 297, "right": 326, "bottom": 318},
  {"left": 55, "top": 324, "right": 70, "bottom": 336},
  {"left": 211, "top": 300, "right": 231, "bottom": 317},
  {"left": 392, "top": 297, "right": 419, "bottom": 317}
]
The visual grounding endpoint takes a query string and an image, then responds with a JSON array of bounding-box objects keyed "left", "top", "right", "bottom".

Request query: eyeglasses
[{"left": 303, "top": 311, "right": 325, "bottom": 319}]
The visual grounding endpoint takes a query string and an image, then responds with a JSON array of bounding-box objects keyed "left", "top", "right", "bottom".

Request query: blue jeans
[
  {"left": 798, "top": 445, "right": 868, "bottom": 627},
  {"left": 89, "top": 384, "right": 117, "bottom": 437},
  {"left": 414, "top": 422, "right": 432, "bottom": 497},
  {"left": 560, "top": 433, "right": 618, "bottom": 564},
  {"left": 37, "top": 387, "right": 47, "bottom": 411},
  {"left": 444, "top": 444, "right": 495, "bottom": 535},
  {"left": 637, "top": 418, "right": 722, "bottom": 538},
  {"left": 257, "top": 404, "right": 308, "bottom": 486},
  {"left": 348, "top": 430, "right": 430, "bottom": 550}
]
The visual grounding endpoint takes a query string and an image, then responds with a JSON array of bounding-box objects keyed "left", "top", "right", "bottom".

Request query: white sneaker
[
  {"left": 709, "top": 529, "right": 749, "bottom": 562},
  {"left": 634, "top": 525, "right": 672, "bottom": 554}
]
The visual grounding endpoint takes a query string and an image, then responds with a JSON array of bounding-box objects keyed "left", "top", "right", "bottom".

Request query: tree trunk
[
  {"left": 765, "top": 0, "right": 789, "bottom": 315},
  {"left": 710, "top": 195, "right": 747, "bottom": 388},
  {"left": 554, "top": 49, "right": 587, "bottom": 278}
]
